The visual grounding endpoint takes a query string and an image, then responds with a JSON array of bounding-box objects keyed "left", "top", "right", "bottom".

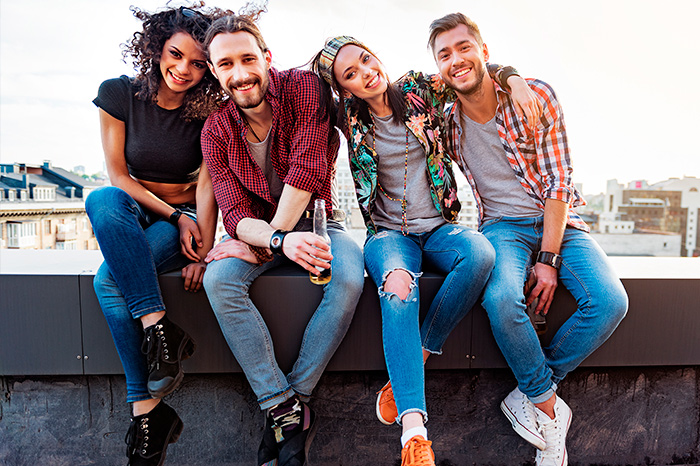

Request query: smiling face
[
  {"left": 207, "top": 31, "right": 271, "bottom": 109},
  {"left": 432, "top": 24, "right": 489, "bottom": 96},
  {"left": 332, "top": 44, "right": 389, "bottom": 103},
  {"left": 158, "top": 32, "right": 208, "bottom": 94}
]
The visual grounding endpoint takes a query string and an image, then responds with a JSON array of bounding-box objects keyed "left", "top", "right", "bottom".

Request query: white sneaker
[
  {"left": 535, "top": 396, "right": 572, "bottom": 466},
  {"left": 500, "top": 387, "right": 546, "bottom": 450}
]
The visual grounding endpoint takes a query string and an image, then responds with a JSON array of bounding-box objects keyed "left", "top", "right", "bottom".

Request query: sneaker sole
[
  {"left": 375, "top": 393, "right": 395, "bottom": 426},
  {"left": 500, "top": 400, "right": 546, "bottom": 451}
]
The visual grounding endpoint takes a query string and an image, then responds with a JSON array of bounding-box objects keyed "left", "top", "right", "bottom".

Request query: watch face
[{"left": 271, "top": 237, "right": 281, "bottom": 247}]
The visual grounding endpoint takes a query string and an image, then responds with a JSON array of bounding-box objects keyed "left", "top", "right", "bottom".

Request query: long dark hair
[
  {"left": 122, "top": 3, "right": 233, "bottom": 120},
  {"left": 309, "top": 49, "right": 406, "bottom": 137}
]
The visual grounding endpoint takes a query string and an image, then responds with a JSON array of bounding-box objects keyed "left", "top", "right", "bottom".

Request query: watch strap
[
  {"left": 269, "top": 230, "right": 288, "bottom": 255},
  {"left": 536, "top": 251, "right": 562, "bottom": 270},
  {"left": 168, "top": 209, "right": 183, "bottom": 225}
]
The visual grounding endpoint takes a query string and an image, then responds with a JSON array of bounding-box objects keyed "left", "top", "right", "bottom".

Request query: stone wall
[{"left": 2, "top": 367, "right": 699, "bottom": 466}]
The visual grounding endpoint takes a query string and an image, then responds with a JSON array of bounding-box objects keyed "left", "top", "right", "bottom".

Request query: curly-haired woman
[{"left": 84, "top": 4, "right": 230, "bottom": 465}]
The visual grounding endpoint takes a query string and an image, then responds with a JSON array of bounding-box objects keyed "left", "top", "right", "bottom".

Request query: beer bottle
[{"left": 309, "top": 199, "right": 331, "bottom": 285}]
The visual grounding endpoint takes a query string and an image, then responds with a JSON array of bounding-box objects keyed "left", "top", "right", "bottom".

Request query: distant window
[
  {"left": 8, "top": 190, "right": 16, "bottom": 201},
  {"left": 82, "top": 217, "right": 90, "bottom": 231},
  {"left": 7, "top": 222, "right": 37, "bottom": 248},
  {"left": 44, "top": 220, "right": 51, "bottom": 235},
  {"left": 20, "top": 191, "right": 27, "bottom": 201},
  {"left": 56, "top": 241, "right": 77, "bottom": 250}
]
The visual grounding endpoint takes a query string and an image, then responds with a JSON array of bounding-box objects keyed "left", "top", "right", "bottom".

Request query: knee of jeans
[
  {"left": 85, "top": 186, "right": 131, "bottom": 223},
  {"left": 379, "top": 268, "right": 420, "bottom": 302},
  {"left": 202, "top": 259, "right": 247, "bottom": 297},
  {"left": 93, "top": 265, "right": 116, "bottom": 295},
  {"left": 482, "top": 288, "right": 524, "bottom": 323},
  {"left": 459, "top": 236, "right": 496, "bottom": 275},
  {"left": 596, "top": 285, "right": 629, "bottom": 327}
]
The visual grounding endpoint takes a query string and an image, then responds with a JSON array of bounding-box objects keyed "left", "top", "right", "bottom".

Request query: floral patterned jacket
[{"left": 343, "top": 71, "right": 462, "bottom": 235}]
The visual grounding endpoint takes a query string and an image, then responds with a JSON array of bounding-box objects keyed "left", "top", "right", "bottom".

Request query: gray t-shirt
[
  {"left": 248, "top": 129, "right": 284, "bottom": 201},
  {"left": 368, "top": 113, "right": 444, "bottom": 234},
  {"left": 458, "top": 111, "right": 541, "bottom": 220}
]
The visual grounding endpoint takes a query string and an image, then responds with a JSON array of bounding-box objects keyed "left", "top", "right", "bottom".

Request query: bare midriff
[{"left": 137, "top": 178, "right": 198, "bottom": 205}]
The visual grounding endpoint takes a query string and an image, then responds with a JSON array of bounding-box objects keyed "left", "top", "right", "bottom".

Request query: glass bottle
[{"left": 309, "top": 199, "right": 332, "bottom": 285}]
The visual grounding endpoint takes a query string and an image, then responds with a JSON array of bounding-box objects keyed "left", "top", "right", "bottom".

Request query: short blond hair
[{"left": 428, "top": 13, "right": 483, "bottom": 51}]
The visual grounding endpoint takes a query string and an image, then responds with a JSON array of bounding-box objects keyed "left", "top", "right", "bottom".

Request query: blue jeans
[
  {"left": 363, "top": 223, "right": 496, "bottom": 423},
  {"left": 202, "top": 219, "right": 364, "bottom": 410},
  {"left": 480, "top": 216, "right": 628, "bottom": 404},
  {"left": 85, "top": 186, "right": 194, "bottom": 403}
]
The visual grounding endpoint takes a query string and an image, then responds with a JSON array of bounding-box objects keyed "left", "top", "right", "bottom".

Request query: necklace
[
  {"left": 240, "top": 112, "right": 263, "bottom": 143},
  {"left": 370, "top": 111, "right": 410, "bottom": 236}
]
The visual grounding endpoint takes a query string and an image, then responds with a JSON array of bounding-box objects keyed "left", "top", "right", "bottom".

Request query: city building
[
  {"left": 0, "top": 161, "right": 101, "bottom": 250},
  {"left": 600, "top": 177, "right": 700, "bottom": 257}
]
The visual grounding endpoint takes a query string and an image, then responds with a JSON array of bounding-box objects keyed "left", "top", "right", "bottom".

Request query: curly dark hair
[{"left": 122, "top": 2, "right": 233, "bottom": 120}]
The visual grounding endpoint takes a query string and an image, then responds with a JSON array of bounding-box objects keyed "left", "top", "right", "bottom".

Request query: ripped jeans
[{"left": 363, "top": 223, "right": 495, "bottom": 423}]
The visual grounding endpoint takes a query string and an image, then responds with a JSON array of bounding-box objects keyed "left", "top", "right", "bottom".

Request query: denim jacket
[{"left": 343, "top": 71, "right": 462, "bottom": 235}]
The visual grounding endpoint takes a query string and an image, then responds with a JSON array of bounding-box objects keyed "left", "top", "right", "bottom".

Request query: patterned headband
[{"left": 317, "top": 36, "right": 373, "bottom": 87}]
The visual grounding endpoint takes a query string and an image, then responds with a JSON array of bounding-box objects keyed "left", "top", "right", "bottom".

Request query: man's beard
[
  {"left": 225, "top": 75, "right": 269, "bottom": 109},
  {"left": 452, "top": 64, "right": 486, "bottom": 97}
]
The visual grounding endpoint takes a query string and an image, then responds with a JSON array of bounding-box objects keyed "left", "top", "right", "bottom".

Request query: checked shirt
[
  {"left": 202, "top": 68, "right": 338, "bottom": 238},
  {"left": 444, "top": 78, "right": 589, "bottom": 232}
]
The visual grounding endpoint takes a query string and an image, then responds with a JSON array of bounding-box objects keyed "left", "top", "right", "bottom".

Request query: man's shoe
[
  {"left": 535, "top": 396, "right": 572, "bottom": 466},
  {"left": 501, "top": 387, "right": 546, "bottom": 450},
  {"left": 125, "top": 401, "right": 183, "bottom": 466},
  {"left": 142, "top": 315, "right": 196, "bottom": 398},
  {"left": 271, "top": 397, "right": 318, "bottom": 466},
  {"left": 400, "top": 436, "right": 435, "bottom": 466},
  {"left": 376, "top": 381, "right": 398, "bottom": 425},
  {"left": 258, "top": 413, "right": 279, "bottom": 466}
]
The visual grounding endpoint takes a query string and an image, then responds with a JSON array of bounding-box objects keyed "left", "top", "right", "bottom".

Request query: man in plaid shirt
[
  {"left": 200, "top": 15, "right": 364, "bottom": 466},
  {"left": 429, "top": 13, "right": 628, "bottom": 465}
]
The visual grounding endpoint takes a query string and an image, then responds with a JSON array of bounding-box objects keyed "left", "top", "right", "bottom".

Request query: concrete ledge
[{"left": 1, "top": 251, "right": 699, "bottom": 376}]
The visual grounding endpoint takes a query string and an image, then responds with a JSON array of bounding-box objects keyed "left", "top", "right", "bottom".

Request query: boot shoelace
[
  {"left": 125, "top": 416, "right": 150, "bottom": 458},
  {"left": 142, "top": 324, "right": 170, "bottom": 371}
]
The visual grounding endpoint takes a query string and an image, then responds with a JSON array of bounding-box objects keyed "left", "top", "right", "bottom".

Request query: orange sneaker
[
  {"left": 401, "top": 436, "right": 435, "bottom": 466},
  {"left": 376, "top": 381, "right": 398, "bottom": 425}
]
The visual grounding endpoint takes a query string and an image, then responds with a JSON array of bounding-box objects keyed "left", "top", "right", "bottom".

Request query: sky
[{"left": 1, "top": 0, "right": 699, "bottom": 195}]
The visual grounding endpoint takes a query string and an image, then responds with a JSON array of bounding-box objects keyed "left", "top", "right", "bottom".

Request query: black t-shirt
[{"left": 93, "top": 75, "right": 204, "bottom": 184}]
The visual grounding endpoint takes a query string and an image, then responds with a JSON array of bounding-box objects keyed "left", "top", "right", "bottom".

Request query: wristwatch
[
  {"left": 269, "top": 230, "right": 288, "bottom": 255},
  {"left": 536, "top": 251, "right": 562, "bottom": 270},
  {"left": 168, "top": 208, "right": 183, "bottom": 225}
]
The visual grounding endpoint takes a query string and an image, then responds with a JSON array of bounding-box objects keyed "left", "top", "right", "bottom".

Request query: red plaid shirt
[
  {"left": 445, "top": 78, "right": 589, "bottom": 232},
  {"left": 202, "top": 68, "right": 338, "bottom": 238}
]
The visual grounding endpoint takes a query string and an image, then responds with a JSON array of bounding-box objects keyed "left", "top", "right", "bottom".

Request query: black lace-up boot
[
  {"left": 141, "top": 315, "right": 195, "bottom": 398},
  {"left": 125, "top": 401, "right": 183, "bottom": 466}
]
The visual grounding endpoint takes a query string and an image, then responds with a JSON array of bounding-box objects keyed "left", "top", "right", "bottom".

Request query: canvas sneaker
[
  {"left": 501, "top": 387, "right": 546, "bottom": 450},
  {"left": 400, "top": 436, "right": 435, "bottom": 466},
  {"left": 535, "top": 396, "right": 572, "bottom": 466},
  {"left": 376, "top": 381, "right": 398, "bottom": 425}
]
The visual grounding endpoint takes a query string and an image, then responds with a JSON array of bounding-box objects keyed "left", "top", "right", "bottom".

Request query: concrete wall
[{"left": 1, "top": 367, "right": 699, "bottom": 466}]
